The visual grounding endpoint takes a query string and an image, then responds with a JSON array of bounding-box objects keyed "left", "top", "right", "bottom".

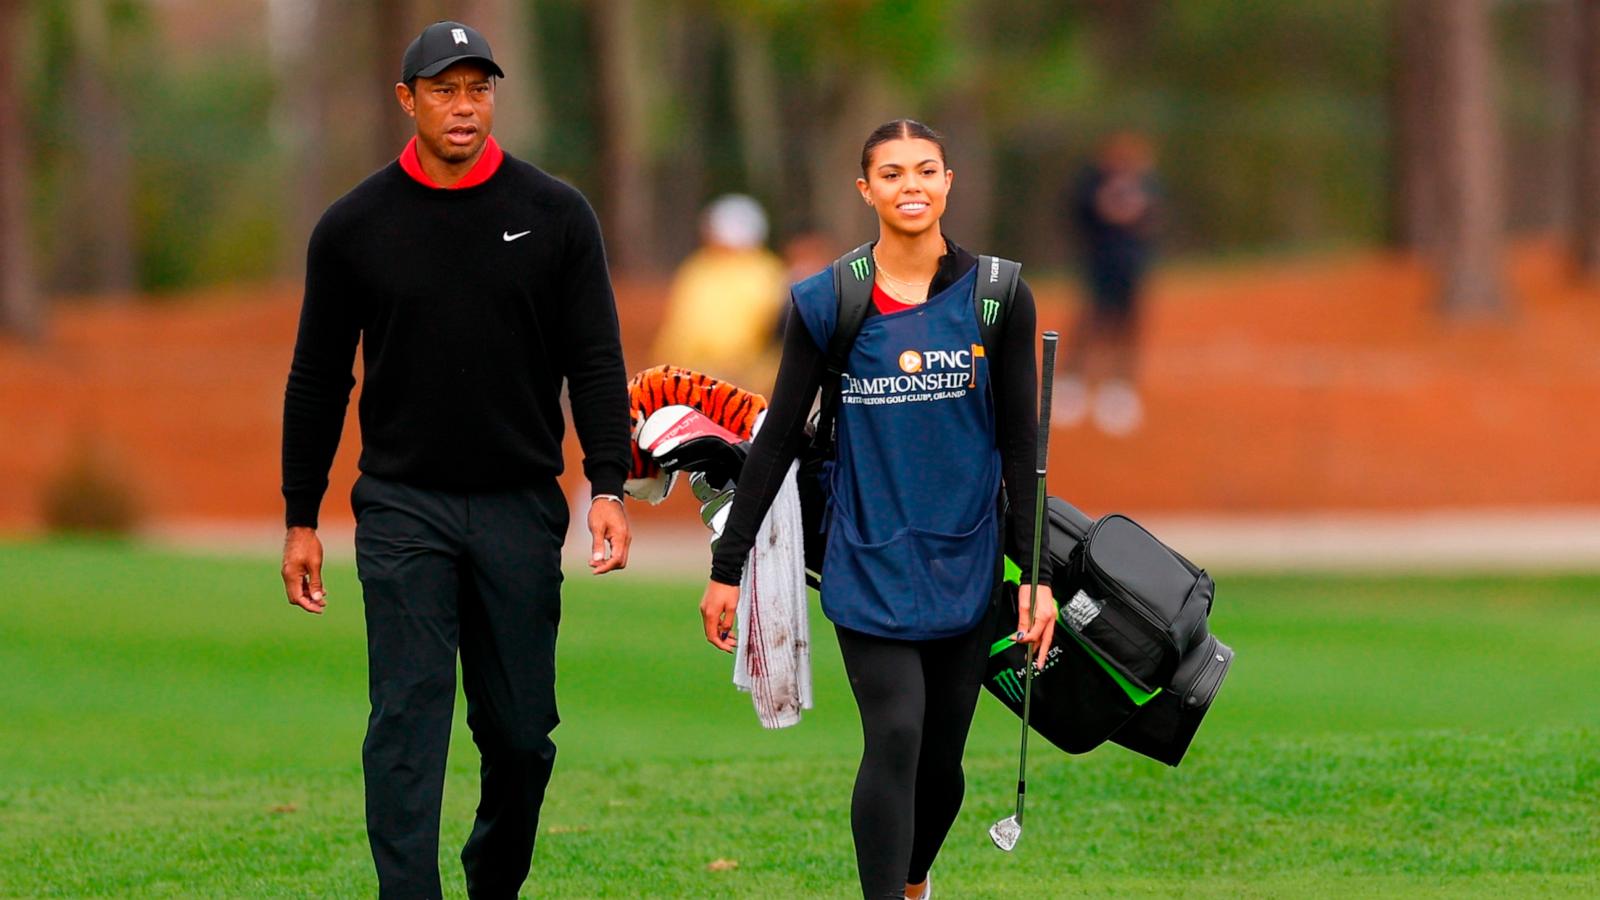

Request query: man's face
[{"left": 396, "top": 62, "right": 495, "bottom": 165}]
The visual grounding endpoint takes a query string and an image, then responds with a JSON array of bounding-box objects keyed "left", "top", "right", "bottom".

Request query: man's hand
[
  {"left": 587, "top": 497, "right": 630, "bottom": 574},
  {"left": 282, "top": 526, "right": 327, "bottom": 614},
  {"left": 699, "top": 580, "right": 739, "bottom": 653},
  {"left": 1015, "top": 582, "right": 1057, "bottom": 670}
]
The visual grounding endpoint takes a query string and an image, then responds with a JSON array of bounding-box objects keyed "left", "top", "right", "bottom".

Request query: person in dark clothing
[
  {"left": 1057, "top": 131, "right": 1159, "bottom": 435},
  {"left": 278, "top": 21, "right": 631, "bottom": 900},
  {"left": 697, "top": 119, "right": 1056, "bottom": 900}
]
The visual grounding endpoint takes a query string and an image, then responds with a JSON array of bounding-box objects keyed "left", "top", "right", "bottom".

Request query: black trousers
[
  {"left": 352, "top": 474, "right": 568, "bottom": 900},
  {"left": 835, "top": 622, "right": 989, "bottom": 900}
]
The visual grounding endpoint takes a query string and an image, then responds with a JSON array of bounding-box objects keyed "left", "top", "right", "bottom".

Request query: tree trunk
[
  {"left": 1573, "top": 0, "right": 1600, "bottom": 277},
  {"left": 930, "top": 0, "right": 995, "bottom": 251},
  {"left": 729, "top": 16, "right": 784, "bottom": 223},
  {"left": 1535, "top": 0, "right": 1578, "bottom": 238},
  {"left": 933, "top": 91, "right": 994, "bottom": 251},
  {"left": 371, "top": 0, "right": 416, "bottom": 153},
  {"left": 1432, "top": 0, "right": 1508, "bottom": 317},
  {"left": 653, "top": 3, "right": 710, "bottom": 264},
  {"left": 64, "top": 0, "right": 137, "bottom": 295},
  {"left": 269, "top": 0, "right": 330, "bottom": 275},
  {"left": 1390, "top": 0, "right": 1442, "bottom": 252},
  {"left": 0, "top": 0, "right": 41, "bottom": 339},
  {"left": 322, "top": 1, "right": 387, "bottom": 179},
  {"left": 590, "top": 0, "right": 655, "bottom": 272}
]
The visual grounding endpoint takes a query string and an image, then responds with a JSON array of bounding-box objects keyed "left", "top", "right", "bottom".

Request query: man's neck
[{"left": 417, "top": 143, "right": 486, "bottom": 188}]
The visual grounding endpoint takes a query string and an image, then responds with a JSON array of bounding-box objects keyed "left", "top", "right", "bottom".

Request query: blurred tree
[
  {"left": 0, "top": 0, "right": 40, "bottom": 338},
  {"left": 1109, "top": 2, "right": 1389, "bottom": 256},
  {"left": 728, "top": 14, "right": 784, "bottom": 218},
  {"left": 370, "top": 0, "right": 419, "bottom": 152},
  {"left": 653, "top": 3, "right": 717, "bottom": 263},
  {"left": 58, "top": 0, "right": 140, "bottom": 296},
  {"left": 3, "top": 0, "right": 1574, "bottom": 296},
  {"left": 319, "top": 2, "right": 389, "bottom": 185},
  {"left": 930, "top": 0, "right": 995, "bottom": 248},
  {"left": 1574, "top": 0, "right": 1600, "bottom": 278},
  {"left": 590, "top": 0, "right": 657, "bottom": 270},
  {"left": 531, "top": 0, "right": 599, "bottom": 187},
  {"left": 1506, "top": 0, "right": 1577, "bottom": 236},
  {"left": 753, "top": 1, "right": 947, "bottom": 245},
  {"left": 1391, "top": 0, "right": 1441, "bottom": 253},
  {"left": 1430, "top": 0, "right": 1509, "bottom": 316},
  {"left": 269, "top": 0, "right": 330, "bottom": 274}
]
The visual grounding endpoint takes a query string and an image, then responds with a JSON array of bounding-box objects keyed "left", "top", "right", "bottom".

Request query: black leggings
[{"left": 835, "top": 622, "right": 989, "bottom": 899}]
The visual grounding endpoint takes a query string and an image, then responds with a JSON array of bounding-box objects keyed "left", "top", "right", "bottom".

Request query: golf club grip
[{"left": 1036, "top": 332, "right": 1059, "bottom": 472}]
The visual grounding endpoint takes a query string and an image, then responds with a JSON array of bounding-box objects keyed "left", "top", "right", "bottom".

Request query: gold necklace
[
  {"left": 873, "top": 251, "right": 932, "bottom": 304},
  {"left": 878, "top": 281, "right": 925, "bottom": 305}
]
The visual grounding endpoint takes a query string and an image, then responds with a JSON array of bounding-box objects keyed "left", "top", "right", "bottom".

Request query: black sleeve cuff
[
  {"left": 284, "top": 495, "right": 321, "bottom": 530},
  {"left": 586, "top": 466, "right": 627, "bottom": 501}
]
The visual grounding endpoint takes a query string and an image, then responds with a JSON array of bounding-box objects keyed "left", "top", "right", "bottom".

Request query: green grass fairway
[{"left": 2, "top": 541, "right": 1597, "bottom": 897}]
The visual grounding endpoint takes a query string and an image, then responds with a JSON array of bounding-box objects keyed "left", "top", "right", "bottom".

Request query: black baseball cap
[{"left": 401, "top": 21, "right": 505, "bottom": 83}]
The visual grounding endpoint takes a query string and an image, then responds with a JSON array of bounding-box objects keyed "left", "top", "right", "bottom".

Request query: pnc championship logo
[{"left": 843, "top": 344, "right": 987, "bottom": 407}]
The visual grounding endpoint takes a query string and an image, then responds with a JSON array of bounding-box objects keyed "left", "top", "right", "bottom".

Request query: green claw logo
[
  {"left": 850, "top": 257, "right": 871, "bottom": 281},
  {"left": 981, "top": 297, "right": 1000, "bottom": 326},
  {"left": 993, "top": 667, "right": 1025, "bottom": 703}
]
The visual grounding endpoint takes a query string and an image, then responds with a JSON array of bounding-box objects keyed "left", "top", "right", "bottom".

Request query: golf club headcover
[
  {"left": 624, "top": 365, "right": 768, "bottom": 503},
  {"left": 637, "top": 404, "right": 751, "bottom": 490}
]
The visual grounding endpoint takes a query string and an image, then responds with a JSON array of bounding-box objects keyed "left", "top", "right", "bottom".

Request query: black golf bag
[{"left": 983, "top": 497, "right": 1234, "bottom": 766}]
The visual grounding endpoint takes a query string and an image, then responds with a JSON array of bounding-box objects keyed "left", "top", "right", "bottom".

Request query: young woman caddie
[{"left": 698, "top": 119, "right": 1056, "bottom": 899}]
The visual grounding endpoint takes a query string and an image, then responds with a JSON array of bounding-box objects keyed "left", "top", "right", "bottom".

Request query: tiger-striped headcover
[{"left": 627, "top": 364, "right": 768, "bottom": 480}]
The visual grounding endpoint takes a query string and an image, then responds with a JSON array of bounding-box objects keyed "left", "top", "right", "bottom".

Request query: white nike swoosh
[{"left": 503, "top": 230, "right": 532, "bottom": 242}]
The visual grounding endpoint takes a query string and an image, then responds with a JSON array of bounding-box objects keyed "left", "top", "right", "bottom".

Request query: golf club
[{"left": 989, "top": 330, "right": 1058, "bottom": 852}]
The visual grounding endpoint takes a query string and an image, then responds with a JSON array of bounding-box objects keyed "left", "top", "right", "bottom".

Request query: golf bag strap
[
  {"left": 975, "top": 255, "right": 1021, "bottom": 353},
  {"left": 810, "top": 242, "right": 876, "bottom": 457}
]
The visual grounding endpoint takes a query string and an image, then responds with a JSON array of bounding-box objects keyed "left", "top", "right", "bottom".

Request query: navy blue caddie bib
[{"left": 793, "top": 264, "right": 1002, "bottom": 640}]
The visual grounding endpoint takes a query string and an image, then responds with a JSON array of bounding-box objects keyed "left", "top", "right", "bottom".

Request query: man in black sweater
[{"left": 279, "top": 21, "right": 631, "bottom": 899}]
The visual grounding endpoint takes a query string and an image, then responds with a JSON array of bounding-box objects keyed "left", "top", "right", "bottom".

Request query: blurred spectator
[
  {"left": 652, "top": 195, "right": 789, "bottom": 391},
  {"left": 1056, "top": 132, "right": 1159, "bottom": 435},
  {"left": 776, "top": 228, "right": 835, "bottom": 343},
  {"left": 781, "top": 229, "right": 834, "bottom": 283}
]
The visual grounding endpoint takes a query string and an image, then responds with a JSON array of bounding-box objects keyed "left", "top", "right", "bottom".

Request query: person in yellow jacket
[{"left": 652, "top": 194, "right": 789, "bottom": 390}]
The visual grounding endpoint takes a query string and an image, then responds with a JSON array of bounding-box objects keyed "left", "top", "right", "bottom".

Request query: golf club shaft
[{"left": 1013, "top": 331, "right": 1058, "bottom": 824}]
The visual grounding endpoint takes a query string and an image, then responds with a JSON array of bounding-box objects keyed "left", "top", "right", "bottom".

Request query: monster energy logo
[
  {"left": 992, "top": 667, "right": 1025, "bottom": 703},
  {"left": 980, "top": 297, "right": 1000, "bottom": 326},
  {"left": 849, "top": 257, "right": 871, "bottom": 281}
]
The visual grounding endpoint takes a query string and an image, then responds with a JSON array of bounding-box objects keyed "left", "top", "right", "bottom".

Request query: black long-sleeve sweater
[
  {"left": 281, "top": 155, "right": 630, "bottom": 528},
  {"left": 710, "top": 241, "right": 1051, "bottom": 586}
]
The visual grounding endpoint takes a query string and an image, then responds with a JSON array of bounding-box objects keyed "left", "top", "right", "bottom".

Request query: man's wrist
[{"left": 591, "top": 493, "right": 624, "bottom": 507}]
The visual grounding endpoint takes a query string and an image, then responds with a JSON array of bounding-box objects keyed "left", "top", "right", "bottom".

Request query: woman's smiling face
[{"left": 858, "top": 137, "right": 953, "bottom": 238}]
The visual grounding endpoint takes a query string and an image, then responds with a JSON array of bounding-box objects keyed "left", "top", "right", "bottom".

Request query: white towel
[{"left": 733, "top": 461, "right": 812, "bottom": 728}]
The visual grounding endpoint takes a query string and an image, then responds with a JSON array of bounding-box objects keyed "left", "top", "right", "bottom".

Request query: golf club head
[{"left": 988, "top": 815, "right": 1021, "bottom": 852}]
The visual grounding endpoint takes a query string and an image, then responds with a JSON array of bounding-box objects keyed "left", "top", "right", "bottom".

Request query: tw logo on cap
[{"left": 451, "top": 28, "right": 468, "bottom": 45}]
